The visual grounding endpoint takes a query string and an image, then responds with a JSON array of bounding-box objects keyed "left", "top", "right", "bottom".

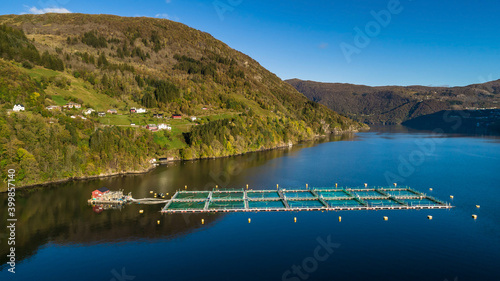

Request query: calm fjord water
[{"left": 1, "top": 126, "right": 499, "bottom": 281}]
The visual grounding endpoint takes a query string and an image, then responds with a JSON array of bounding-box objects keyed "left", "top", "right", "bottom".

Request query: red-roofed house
[{"left": 92, "top": 187, "right": 110, "bottom": 199}]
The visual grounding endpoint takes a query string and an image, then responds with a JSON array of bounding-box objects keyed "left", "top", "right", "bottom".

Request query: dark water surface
[{"left": 1, "top": 126, "right": 499, "bottom": 281}]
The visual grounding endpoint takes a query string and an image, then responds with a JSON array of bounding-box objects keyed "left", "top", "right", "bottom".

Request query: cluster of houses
[
  {"left": 14, "top": 103, "right": 197, "bottom": 132},
  {"left": 171, "top": 114, "right": 196, "bottom": 121},
  {"left": 83, "top": 108, "right": 95, "bottom": 115},
  {"left": 146, "top": 124, "right": 171, "bottom": 131},
  {"left": 15, "top": 102, "right": 87, "bottom": 113},
  {"left": 13, "top": 104, "right": 25, "bottom": 112},
  {"left": 63, "top": 102, "right": 81, "bottom": 109},
  {"left": 45, "top": 101, "right": 82, "bottom": 111},
  {"left": 130, "top": 107, "right": 147, "bottom": 113}
]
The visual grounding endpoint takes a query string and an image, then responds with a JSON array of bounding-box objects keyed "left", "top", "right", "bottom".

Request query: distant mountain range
[{"left": 287, "top": 79, "right": 500, "bottom": 125}]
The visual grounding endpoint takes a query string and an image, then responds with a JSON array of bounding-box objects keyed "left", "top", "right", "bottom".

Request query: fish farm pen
[{"left": 161, "top": 186, "right": 452, "bottom": 213}]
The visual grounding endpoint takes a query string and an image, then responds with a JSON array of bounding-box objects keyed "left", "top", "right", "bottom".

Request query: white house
[
  {"left": 190, "top": 116, "right": 197, "bottom": 121},
  {"left": 13, "top": 104, "right": 25, "bottom": 112},
  {"left": 83, "top": 108, "right": 95, "bottom": 115},
  {"left": 136, "top": 108, "right": 147, "bottom": 113},
  {"left": 63, "top": 102, "right": 81, "bottom": 109},
  {"left": 46, "top": 105, "right": 61, "bottom": 111},
  {"left": 158, "top": 124, "right": 171, "bottom": 130}
]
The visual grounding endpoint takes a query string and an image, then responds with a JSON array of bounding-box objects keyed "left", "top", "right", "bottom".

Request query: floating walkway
[{"left": 161, "top": 186, "right": 452, "bottom": 213}]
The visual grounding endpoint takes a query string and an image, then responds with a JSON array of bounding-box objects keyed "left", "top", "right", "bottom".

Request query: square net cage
[
  {"left": 326, "top": 199, "right": 363, "bottom": 208},
  {"left": 284, "top": 191, "right": 316, "bottom": 199},
  {"left": 352, "top": 190, "right": 385, "bottom": 198},
  {"left": 385, "top": 190, "right": 420, "bottom": 197},
  {"left": 317, "top": 191, "right": 352, "bottom": 199},
  {"left": 364, "top": 199, "right": 403, "bottom": 207},
  {"left": 288, "top": 200, "right": 325, "bottom": 208},
  {"left": 167, "top": 201, "right": 206, "bottom": 210},
  {"left": 248, "top": 200, "right": 285, "bottom": 209},
  {"left": 212, "top": 192, "right": 244, "bottom": 200},
  {"left": 401, "top": 198, "right": 441, "bottom": 207},
  {"left": 175, "top": 192, "right": 210, "bottom": 200},
  {"left": 208, "top": 200, "right": 245, "bottom": 210},
  {"left": 247, "top": 191, "right": 280, "bottom": 199}
]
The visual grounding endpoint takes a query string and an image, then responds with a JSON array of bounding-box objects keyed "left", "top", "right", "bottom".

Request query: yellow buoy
[
  {"left": 277, "top": 184, "right": 279, "bottom": 189},
  {"left": 216, "top": 185, "right": 218, "bottom": 189},
  {"left": 294, "top": 217, "right": 297, "bottom": 223},
  {"left": 476, "top": 205, "right": 480, "bottom": 208},
  {"left": 338, "top": 216, "right": 342, "bottom": 222},
  {"left": 429, "top": 188, "right": 433, "bottom": 191},
  {"left": 383, "top": 216, "right": 388, "bottom": 221},
  {"left": 150, "top": 191, "right": 153, "bottom": 194},
  {"left": 393, "top": 183, "right": 397, "bottom": 187},
  {"left": 306, "top": 184, "right": 308, "bottom": 189},
  {"left": 364, "top": 183, "right": 368, "bottom": 187},
  {"left": 450, "top": 195, "right": 454, "bottom": 199},
  {"left": 162, "top": 196, "right": 165, "bottom": 198},
  {"left": 248, "top": 218, "right": 251, "bottom": 223},
  {"left": 335, "top": 183, "right": 338, "bottom": 188},
  {"left": 157, "top": 220, "right": 160, "bottom": 224},
  {"left": 201, "top": 219, "right": 205, "bottom": 224},
  {"left": 427, "top": 215, "right": 432, "bottom": 220},
  {"left": 166, "top": 193, "right": 169, "bottom": 195},
  {"left": 185, "top": 185, "right": 187, "bottom": 190},
  {"left": 246, "top": 184, "right": 249, "bottom": 189},
  {"left": 139, "top": 210, "right": 144, "bottom": 214},
  {"left": 472, "top": 214, "right": 477, "bottom": 219}
]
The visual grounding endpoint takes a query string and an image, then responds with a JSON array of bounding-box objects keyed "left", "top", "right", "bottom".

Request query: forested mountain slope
[{"left": 0, "top": 14, "right": 366, "bottom": 189}]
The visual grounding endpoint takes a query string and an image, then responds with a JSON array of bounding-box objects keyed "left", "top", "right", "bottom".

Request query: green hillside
[{"left": 0, "top": 14, "right": 366, "bottom": 189}]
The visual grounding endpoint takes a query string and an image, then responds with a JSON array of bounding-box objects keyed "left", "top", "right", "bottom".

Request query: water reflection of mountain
[
  {"left": 0, "top": 135, "right": 355, "bottom": 269},
  {"left": 403, "top": 109, "right": 500, "bottom": 136},
  {"left": 0, "top": 183, "right": 226, "bottom": 269}
]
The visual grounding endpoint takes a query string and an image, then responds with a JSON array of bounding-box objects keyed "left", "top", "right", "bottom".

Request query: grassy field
[
  {"left": 24, "top": 67, "right": 141, "bottom": 112},
  {"left": 198, "top": 112, "right": 240, "bottom": 122},
  {"left": 98, "top": 114, "right": 150, "bottom": 126},
  {"left": 153, "top": 132, "right": 187, "bottom": 150},
  {"left": 25, "top": 67, "right": 59, "bottom": 80},
  {"left": 50, "top": 95, "right": 67, "bottom": 106}
]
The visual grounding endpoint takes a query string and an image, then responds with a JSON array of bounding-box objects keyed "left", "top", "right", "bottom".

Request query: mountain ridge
[{"left": 286, "top": 78, "right": 500, "bottom": 124}]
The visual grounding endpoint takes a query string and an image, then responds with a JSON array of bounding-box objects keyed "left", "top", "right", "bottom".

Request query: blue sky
[{"left": 4, "top": 0, "right": 500, "bottom": 86}]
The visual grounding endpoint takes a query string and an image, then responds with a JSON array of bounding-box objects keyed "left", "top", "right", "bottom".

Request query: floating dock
[{"left": 161, "top": 186, "right": 452, "bottom": 213}]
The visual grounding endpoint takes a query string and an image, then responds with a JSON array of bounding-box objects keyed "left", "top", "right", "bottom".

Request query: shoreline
[
  {"left": 3, "top": 128, "right": 365, "bottom": 192},
  {"left": 5, "top": 165, "right": 158, "bottom": 191}
]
